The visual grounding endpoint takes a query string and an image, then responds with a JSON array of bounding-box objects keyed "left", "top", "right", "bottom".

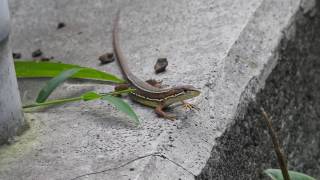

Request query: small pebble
[
  {"left": 154, "top": 58, "right": 168, "bottom": 74},
  {"left": 99, "top": 52, "right": 114, "bottom": 65},
  {"left": 57, "top": 22, "right": 66, "bottom": 29},
  {"left": 12, "top": 52, "right": 21, "bottom": 59},
  {"left": 40, "top": 56, "right": 54, "bottom": 62},
  {"left": 32, "top": 49, "right": 42, "bottom": 57}
]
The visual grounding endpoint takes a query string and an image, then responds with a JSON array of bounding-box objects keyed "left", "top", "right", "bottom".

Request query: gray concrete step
[{"left": 0, "top": 0, "right": 317, "bottom": 179}]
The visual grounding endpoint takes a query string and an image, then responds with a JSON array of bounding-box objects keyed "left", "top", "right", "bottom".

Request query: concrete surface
[{"left": 0, "top": 0, "right": 318, "bottom": 179}]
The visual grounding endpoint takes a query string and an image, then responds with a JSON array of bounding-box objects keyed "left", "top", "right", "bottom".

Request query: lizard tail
[{"left": 112, "top": 9, "right": 133, "bottom": 80}]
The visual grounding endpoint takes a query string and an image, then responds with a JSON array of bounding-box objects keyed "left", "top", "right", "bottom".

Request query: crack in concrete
[
  {"left": 69, "top": 152, "right": 162, "bottom": 180},
  {"left": 69, "top": 152, "right": 195, "bottom": 180},
  {"left": 157, "top": 154, "right": 196, "bottom": 176}
]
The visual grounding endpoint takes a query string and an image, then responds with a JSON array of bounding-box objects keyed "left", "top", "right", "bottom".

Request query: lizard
[{"left": 113, "top": 11, "right": 201, "bottom": 120}]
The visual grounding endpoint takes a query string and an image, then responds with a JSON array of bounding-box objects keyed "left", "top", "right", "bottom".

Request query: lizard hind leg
[
  {"left": 155, "top": 105, "right": 176, "bottom": 121},
  {"left": 115, "top": 83, "right": 130, "bottom": 91},
  {"left": 145, "top": 79, "right": 163, "bottom": 88},
  {"left": 114, "top": 83, "right": 130, "bottom": 96}
]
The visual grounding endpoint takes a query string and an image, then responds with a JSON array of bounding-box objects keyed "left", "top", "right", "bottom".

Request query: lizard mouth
[{"left": 189, "top": 89, "right": 201, "bottom": 97}]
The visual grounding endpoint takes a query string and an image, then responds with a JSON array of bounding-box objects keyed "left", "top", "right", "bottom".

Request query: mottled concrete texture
[{"left": 0, "top": 0, "right": 319, "bottom": 179}]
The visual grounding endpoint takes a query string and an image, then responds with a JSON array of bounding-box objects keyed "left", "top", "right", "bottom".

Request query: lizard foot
[{"left": 182, "top": 101, "right": 200, "bottom": 111}]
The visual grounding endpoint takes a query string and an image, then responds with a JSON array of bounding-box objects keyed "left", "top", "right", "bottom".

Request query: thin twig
[{"left": 260, "top": 107, "right": 290, "bottom": 180}]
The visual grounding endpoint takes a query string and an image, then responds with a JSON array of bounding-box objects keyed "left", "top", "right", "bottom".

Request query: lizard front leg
[{"left": 155, "top": 104, "right": 176, "bottom": 121}]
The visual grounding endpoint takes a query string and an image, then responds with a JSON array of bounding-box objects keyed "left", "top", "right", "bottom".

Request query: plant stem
[
  {"left": 260, "top": 107, "right": 290, "bottom": 180},
  {"left": 23, "top": 97, "right": 82, "bottom": 109},
  {"left": 22, "top": 88, "right": 135, "bottom": 109}
]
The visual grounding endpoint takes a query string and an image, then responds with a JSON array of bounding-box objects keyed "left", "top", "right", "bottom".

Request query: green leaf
[
  {"left": 14, "top": 61, "right": 125, "bottom": 83},
  {"left": 81, "top": 91, "right": 102, "bottom": 101},
  {"left": 36, "top": 68, "right": 82, "bottom": 103},
  {"left": 264, "top": 169, "right": 316, "bottom": 180},
  {"left": 102, "top": 95, "right": 139, "bottom": 125}
]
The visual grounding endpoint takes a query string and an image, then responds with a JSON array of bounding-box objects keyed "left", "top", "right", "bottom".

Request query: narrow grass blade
[
  {"left": 15, "top": 61, "right": 125, "bottom": 83},
  {"left": 264, "top": 169, "right": 316, "bottom": 180},
  {"left": 102, "top": 95, "right": 139, "bottom": 125},
  {"left": 36, "top": 68, "right": 82, "bottom": 103}
]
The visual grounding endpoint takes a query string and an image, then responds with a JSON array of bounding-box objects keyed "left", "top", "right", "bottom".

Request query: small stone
[
  {"left": 168, "top": 136, "right": 174, "bottom": 141},
  {"left": 57, "top": 22, "right": 66, "bottom": 29},
  {"left": 154, "top": 58, "right": 168, "bottom": 74},
  {"left": 12, "top": 52, "right": 21, "bottom": 59},
  {"left": 205, "top": 82, "right": 212, "bottom": 87},
  {"left": 99, "top": 52, "right": 114, "bottom": 64},
  {"left": 40, "top": 56, "right": 54, "bottom": 62},
  {"left": 129, "top": 168, "right": 135, "bottom": 171},
  {"left": 32, "top": 49, "right": 42, "bottom": 57}
]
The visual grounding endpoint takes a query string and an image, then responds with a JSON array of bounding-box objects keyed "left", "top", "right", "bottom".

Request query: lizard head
[
  {"left": 161, "top": 85, "right": 201, "bottom": 107},
  {"left": 172, "top": 85, "right": 201, "bottom": 100}
]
